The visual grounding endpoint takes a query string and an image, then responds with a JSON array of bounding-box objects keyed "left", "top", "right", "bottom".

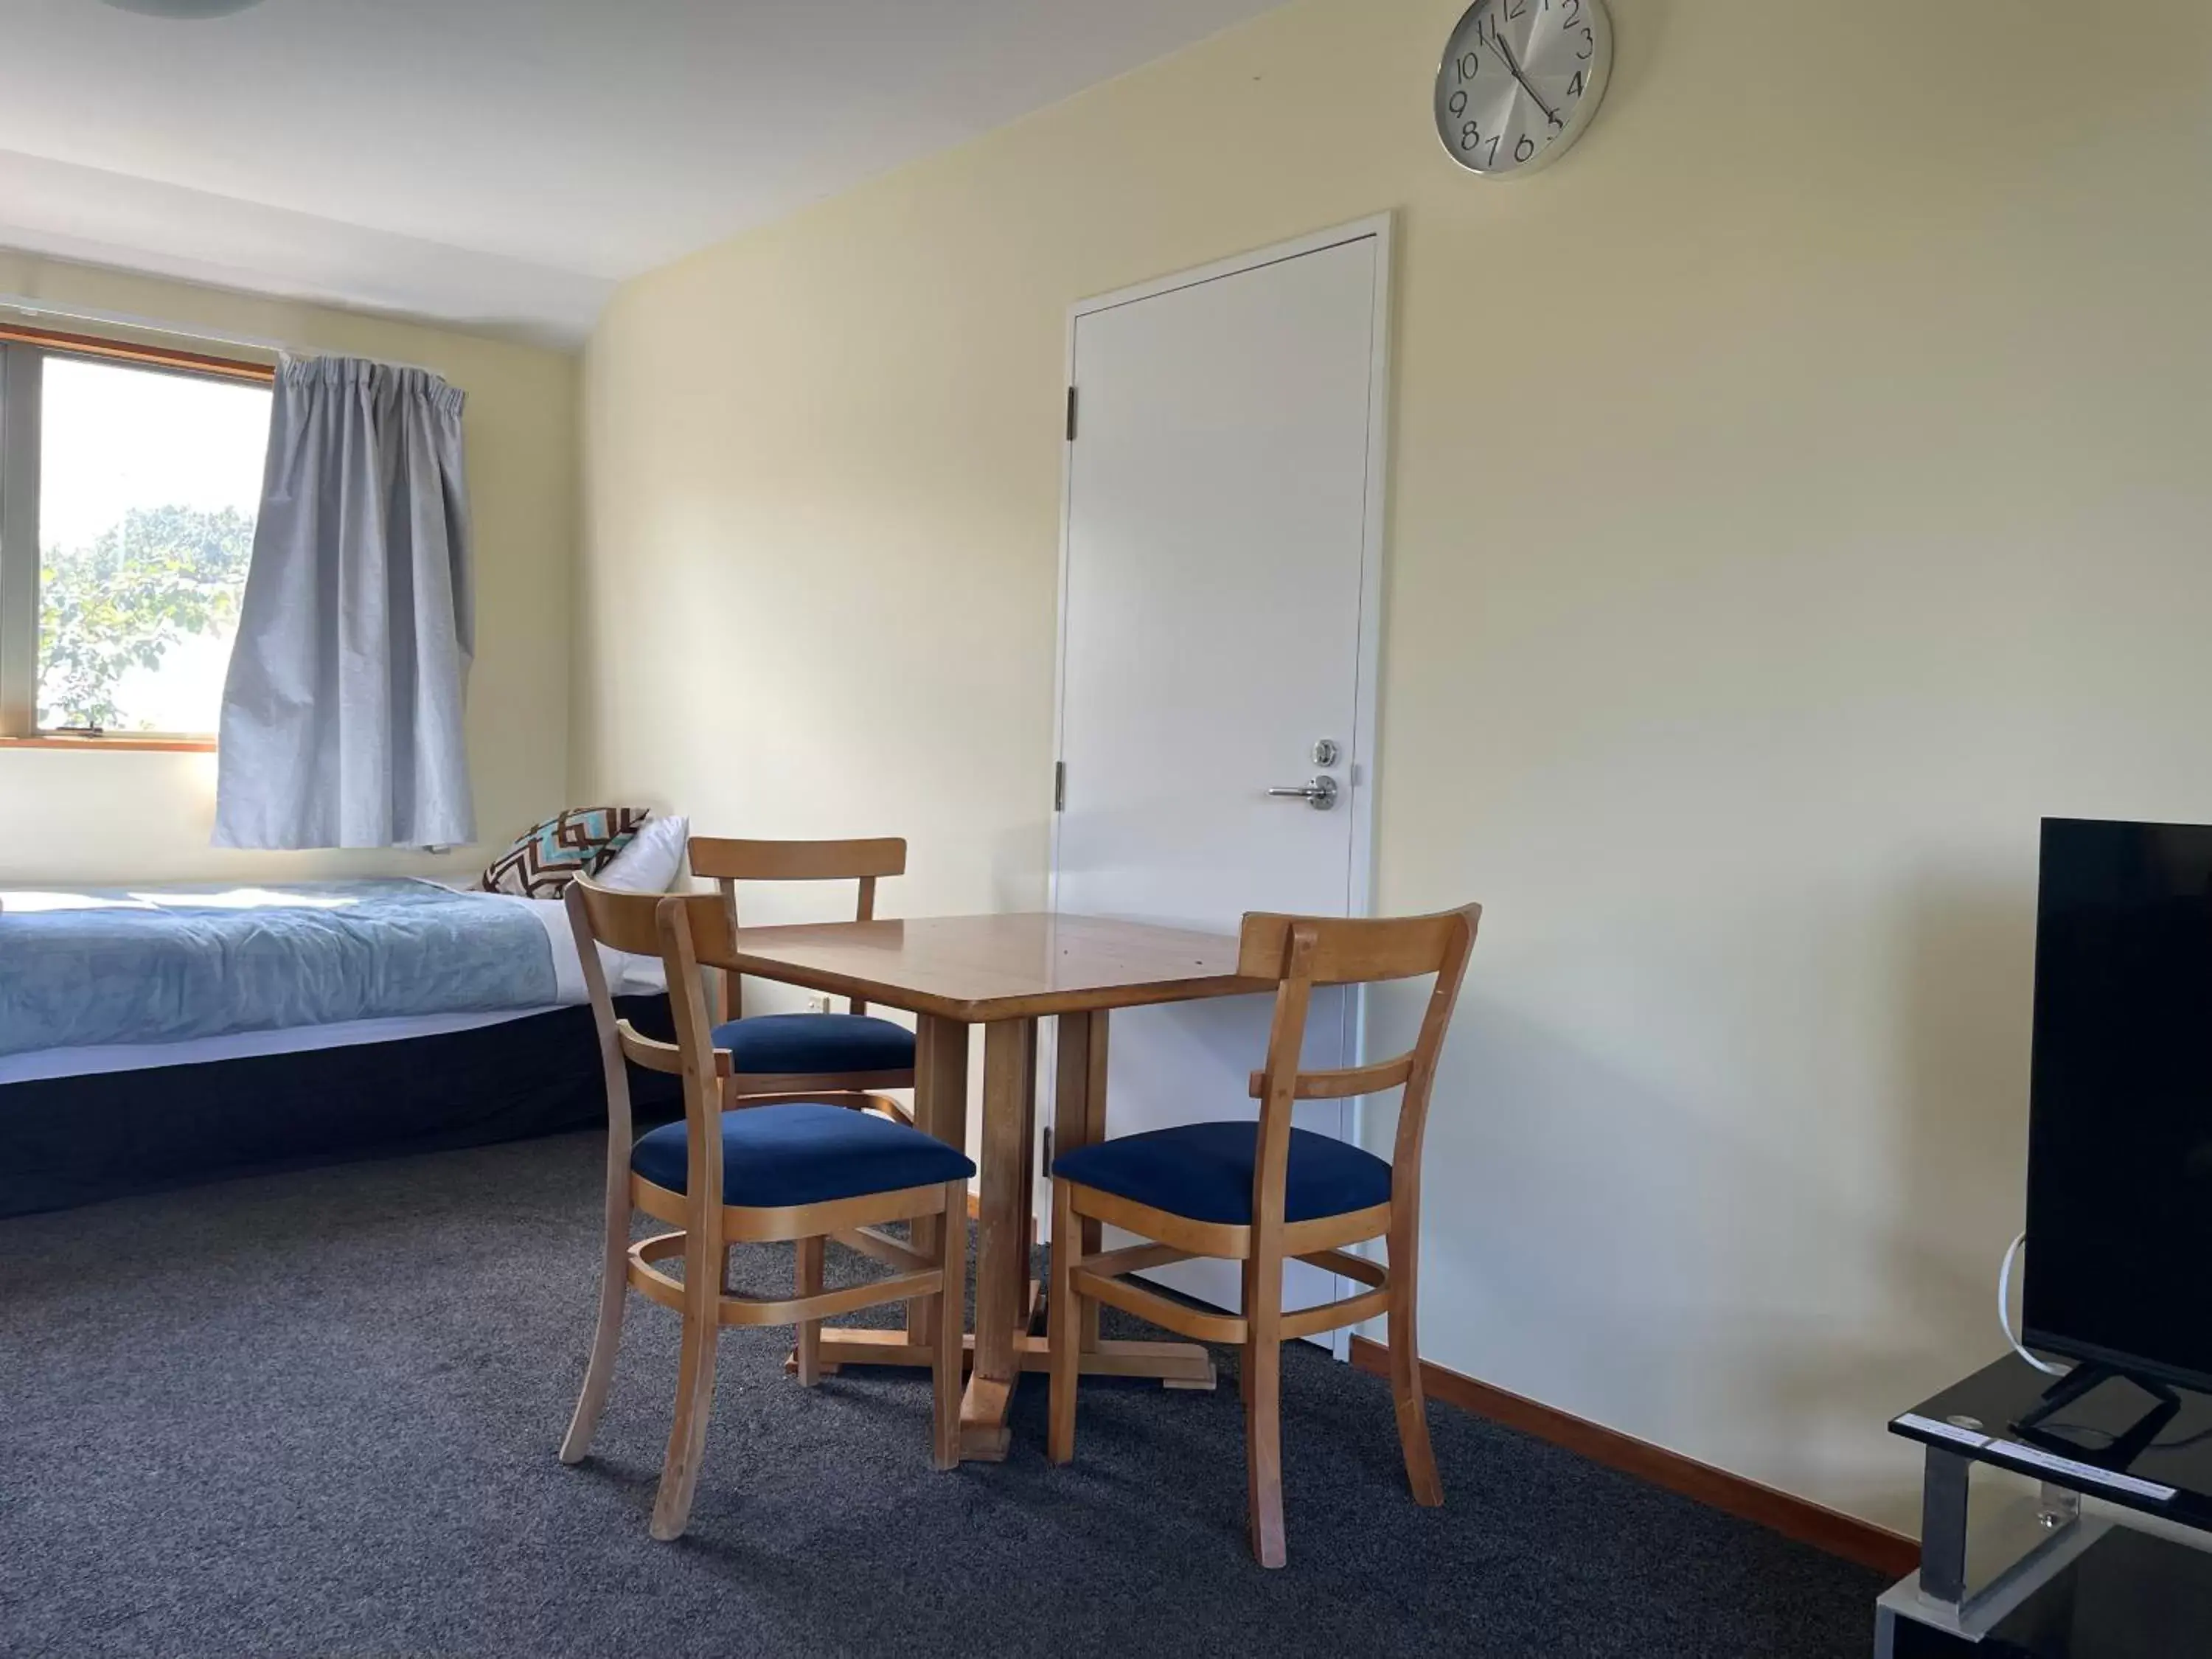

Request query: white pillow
[{"left": 594, "top": 813, "right": 689, "bottom": 894}]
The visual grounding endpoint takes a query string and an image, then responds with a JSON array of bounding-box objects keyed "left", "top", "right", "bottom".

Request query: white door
[{"left": 1050, "top": 221, "right": 1389, "bottom": 1335}]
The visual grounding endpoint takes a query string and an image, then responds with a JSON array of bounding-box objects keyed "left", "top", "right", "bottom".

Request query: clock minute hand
[{"left": 1486, "top": 23, "right": 1562, "bottom": 128}]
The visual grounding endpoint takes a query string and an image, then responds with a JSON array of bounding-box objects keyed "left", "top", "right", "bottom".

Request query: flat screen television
[{"left": 2024, "top": 816, "right": 2212, "bottom": 1396}]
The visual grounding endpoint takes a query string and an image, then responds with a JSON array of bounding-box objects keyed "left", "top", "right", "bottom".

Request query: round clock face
[{"left": 1434, "top": 0, "right": 1613, "bottom": 178}]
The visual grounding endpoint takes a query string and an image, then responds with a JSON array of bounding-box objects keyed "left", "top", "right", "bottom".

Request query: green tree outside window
[{"left": 36, "top": 504, "right": 256, "bottom": 731}]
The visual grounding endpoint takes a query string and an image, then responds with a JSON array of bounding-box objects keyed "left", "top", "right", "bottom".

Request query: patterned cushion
[{"left": 478, "top": 807, "right": 650, "bottom": 900}]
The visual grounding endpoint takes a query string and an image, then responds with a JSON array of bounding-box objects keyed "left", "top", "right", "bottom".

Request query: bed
[{"left": 0, "top": 880, "right": 677, "bottom": 1217}]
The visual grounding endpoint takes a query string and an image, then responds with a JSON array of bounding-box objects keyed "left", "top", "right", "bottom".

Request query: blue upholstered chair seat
[
  {"left": 710, "top": 1012, "right": 916, "bottom": 1077},
  {"left": 1050, "top": 1121, "right": 1393, "bottom": 1226},
  {"left": 631, "top": 1102, "right": 973, "bottom": 1207}
]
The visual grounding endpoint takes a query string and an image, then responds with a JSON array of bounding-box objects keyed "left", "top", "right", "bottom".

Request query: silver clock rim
[{"left": 1432, "top": 0, "right": 1613, "bottom": 180}]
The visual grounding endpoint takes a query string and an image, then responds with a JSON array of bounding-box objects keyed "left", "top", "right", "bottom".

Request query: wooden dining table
[{"left": 704, "top": 911, "right": 1274, "bottom": 1459}]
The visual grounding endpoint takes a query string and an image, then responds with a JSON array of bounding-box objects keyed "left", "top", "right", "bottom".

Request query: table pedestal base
[
  {"left": 796, "top": 1328, "right": 1218, "bottom": 1385},
  {"left": 785, "top": 1326, "right": 1220, "bottom": 1460},
  {"left": 746, "top": 994, "right": 1245, "bottom": 1466}
]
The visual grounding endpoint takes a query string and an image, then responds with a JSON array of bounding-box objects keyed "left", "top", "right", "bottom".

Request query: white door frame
[{"left": 1043, "top": 213, "right": 1396, "bottom": 1353}]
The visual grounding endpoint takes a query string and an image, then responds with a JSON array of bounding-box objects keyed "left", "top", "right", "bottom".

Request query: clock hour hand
[{"left": 1485, "top": 21, "right": 1563, "bottom": 130}]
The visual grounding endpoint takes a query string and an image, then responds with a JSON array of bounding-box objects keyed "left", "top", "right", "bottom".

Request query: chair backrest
[
  {"left": 1238, "top": 905, "right": 1481, "bottom": 1237},
  {"left": 566, "top": 876, "right": 738, "bottom": 1208},
  {"left": 686, "top": 836, "right": 906, "bottom": 1018}
]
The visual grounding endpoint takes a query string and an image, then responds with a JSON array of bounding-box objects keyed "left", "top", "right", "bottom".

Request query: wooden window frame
[{"left": 0, "top": 324, "right": 274, "bottom": 751}]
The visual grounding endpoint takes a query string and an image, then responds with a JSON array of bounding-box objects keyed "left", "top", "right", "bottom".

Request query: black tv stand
[
  {"left": 1879, "top": 1355, "right": 2212, "bottom": 1656},
  {"left": 2011, "top": 1362, "right": 2182, "bottom": 1470}
]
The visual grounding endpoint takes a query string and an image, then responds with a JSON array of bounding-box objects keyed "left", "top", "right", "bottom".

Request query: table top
[{"left": 714, "top": 911, "right": 1271, "bottom": 1022}]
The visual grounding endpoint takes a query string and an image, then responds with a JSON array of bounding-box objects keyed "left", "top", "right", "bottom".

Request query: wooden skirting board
[{"left": 1347, "top": 1336, "right": 1919, "bottom": 1579}]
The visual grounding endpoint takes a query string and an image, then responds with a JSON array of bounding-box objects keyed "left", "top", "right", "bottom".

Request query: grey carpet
[{"left": 0, "top": 1132, "right": 1883, "bottom": 1658}]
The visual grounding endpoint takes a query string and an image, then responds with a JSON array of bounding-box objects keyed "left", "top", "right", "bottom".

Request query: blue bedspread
[{"left": 0, "top": 880, "right": 557, "bottom": 1057}]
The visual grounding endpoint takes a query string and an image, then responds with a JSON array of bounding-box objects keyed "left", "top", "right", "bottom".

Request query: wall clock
[{"left": 1433, "top": 0, "right": 1613, "bottom": 178}]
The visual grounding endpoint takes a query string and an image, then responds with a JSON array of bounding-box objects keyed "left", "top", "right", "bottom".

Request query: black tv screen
[{"left": 2024, "top": 817, "right": 2212, "bottom": 1393}]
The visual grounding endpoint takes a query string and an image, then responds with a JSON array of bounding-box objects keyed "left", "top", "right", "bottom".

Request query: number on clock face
[{"left": 1433, "top": 0, "right": 1611, "bottom": 177}]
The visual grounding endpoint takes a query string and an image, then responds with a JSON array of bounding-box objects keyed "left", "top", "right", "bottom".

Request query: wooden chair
[
  {"left": 557, "top": 874, "right": 974, "bottom": 1541},
  {"left": 1046, "top": 904, "right": 1481, "bottom": 1568},
  {"left": 689, "top": 837, "right": 916, "bottom": 1124}
]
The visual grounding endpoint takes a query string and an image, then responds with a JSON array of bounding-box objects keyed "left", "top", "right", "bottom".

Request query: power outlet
[{"left": 806, "top": 992, "right": 833, "bottom": 1015}]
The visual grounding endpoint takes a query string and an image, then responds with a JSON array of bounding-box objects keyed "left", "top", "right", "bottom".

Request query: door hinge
[
  {"left": 1065, "top": 386, "right": 1078, "bottom": 442},
  {"left": 1054, "top": 759, "right": 1066, "bottom": 812}
]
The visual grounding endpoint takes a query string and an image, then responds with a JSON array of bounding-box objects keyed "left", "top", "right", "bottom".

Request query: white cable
[{"left": 1998, "top": 1231, "right": 2070, "bottom": 1377}]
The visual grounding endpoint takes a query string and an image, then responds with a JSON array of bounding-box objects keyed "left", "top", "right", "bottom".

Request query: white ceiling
[{"left": 0, "top": 0, "right": 1287, "bottom": 347}]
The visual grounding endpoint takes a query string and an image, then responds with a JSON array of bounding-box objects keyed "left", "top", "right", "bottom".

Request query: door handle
[{"left": 1266, "top": 775, "right": 1339, "bottom": 811}]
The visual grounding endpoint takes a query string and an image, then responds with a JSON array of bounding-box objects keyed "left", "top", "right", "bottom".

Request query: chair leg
[
  {"left": 1239, "top": 1256, "right": 1257, "bottom": 1411},
  {"left": 931, "top": 1180, "right": 965, "bottom": 1471},
  {"left": 1245, "top": 1250, "right": 1287, "bottom": 1569},
  {"left": 794, "top": 1236, "right": 824, "bottom": 1386},
  {"left": 650, "top": 1229, "right": 722, "bottom": 1543},
  {"left": 1388, "top": 1260, "right": 1443, "bottom": 1507},
  {"left": 559, "top": 1173, "right": 629, "bottom": 1465},
  {"left": 905, "top": 1102, "right": 939, "bottom": 1343},
  {"left": 905, "top": 1214, "right": 939, "bottom": 1347},
  {"left": 1047, "top": 1180, "right": 1080, "bottom": 1465}
]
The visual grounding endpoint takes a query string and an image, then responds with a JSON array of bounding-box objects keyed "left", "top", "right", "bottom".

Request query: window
[{"left": 0, "top": 333, "right": 272, "bottom": 742}]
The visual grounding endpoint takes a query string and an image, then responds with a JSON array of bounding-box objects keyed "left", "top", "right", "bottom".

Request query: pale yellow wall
[
  {"left": 574, "top": 0, "right": 2212, "bottom": 1531},
  {"left": 0, "top": 254, "right": 579, "bottom": 885}
]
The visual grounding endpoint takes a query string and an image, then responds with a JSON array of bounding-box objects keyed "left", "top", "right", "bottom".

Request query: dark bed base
[{"left": 0, "top": 996, "right": 679, "bottom": 1220}]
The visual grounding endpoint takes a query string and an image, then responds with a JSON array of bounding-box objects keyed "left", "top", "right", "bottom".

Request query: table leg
[
  {"left": 905, "top": 1015, "right": 969, "bottom": 1344},
  {"left": 961, "top": 1016, "right": 1037, "bottom": 1460},
  {"left": 1052, "top": 1009, "right": 1109, "bottom": 1352}
]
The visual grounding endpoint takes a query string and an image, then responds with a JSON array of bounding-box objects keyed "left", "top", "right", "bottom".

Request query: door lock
[
  {"left": 1312, "top": 738, "right": 1340, "bottom": 768},
  {"left": 1267, "top": 775, "right": 1340, "bottom": 811}
]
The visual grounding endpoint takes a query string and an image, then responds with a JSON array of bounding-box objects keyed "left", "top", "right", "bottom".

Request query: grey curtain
[{"left": 213, "top": 356, "right": 476, "bottom": 849}]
